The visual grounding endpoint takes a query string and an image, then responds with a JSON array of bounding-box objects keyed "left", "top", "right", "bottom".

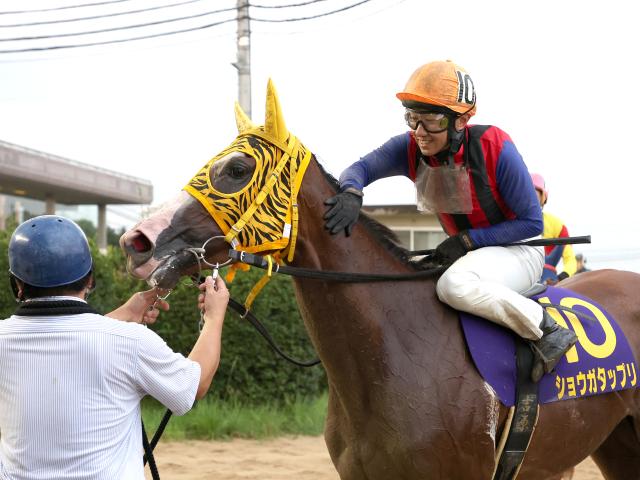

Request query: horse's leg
[
  {"left": 590, "top": 415, "right": 640, "bottom": 479},
  {"left": 323, "top": 390, "right": 368, "bottom": 480}
]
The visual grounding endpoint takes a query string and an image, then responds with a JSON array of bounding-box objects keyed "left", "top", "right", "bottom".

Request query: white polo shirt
[{"left": 0, "top": 308, "right": 200, "bottom": 480}]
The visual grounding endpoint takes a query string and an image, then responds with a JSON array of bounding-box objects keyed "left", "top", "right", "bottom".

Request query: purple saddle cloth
[{"left": 460, "top": 285, "right": 638, "bottom": 406}]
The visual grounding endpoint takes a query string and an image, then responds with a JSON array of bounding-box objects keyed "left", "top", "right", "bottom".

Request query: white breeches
[{"left": 436, "top": 245, "right": 545, "bottom": 340}]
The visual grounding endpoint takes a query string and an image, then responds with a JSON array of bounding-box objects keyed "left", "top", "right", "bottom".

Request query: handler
[
  {"left": 0, "top": 215, "right": 228, "bottom": 479},
  {"left": 324, "top": 59, "right": 577, "bottom": 382}
]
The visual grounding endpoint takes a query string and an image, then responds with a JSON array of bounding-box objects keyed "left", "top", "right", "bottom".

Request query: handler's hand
[
  {"left": 198, "top": 275, "right": 229, "bottom": 327},
  {"left": 106, "top": 288, "right": 170, "bottom": 325}
]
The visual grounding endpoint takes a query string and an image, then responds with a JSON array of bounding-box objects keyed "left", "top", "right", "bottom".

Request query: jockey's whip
[{"left": 408, "top": 235, "right": 591, "bottom": 257}]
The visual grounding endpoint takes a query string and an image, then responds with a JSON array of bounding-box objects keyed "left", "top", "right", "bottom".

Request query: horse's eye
[{"left": 228, "top": 164, "right": 248, "bottom": 179}]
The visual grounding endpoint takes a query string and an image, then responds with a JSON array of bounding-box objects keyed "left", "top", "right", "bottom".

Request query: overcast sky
[{"left": 0, "top": 0, "right": 638, "bottom": 270}]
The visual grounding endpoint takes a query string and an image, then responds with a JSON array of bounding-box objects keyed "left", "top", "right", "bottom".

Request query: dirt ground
[{"left": 144, "top": 436, "right": 604, "bottom": 479}]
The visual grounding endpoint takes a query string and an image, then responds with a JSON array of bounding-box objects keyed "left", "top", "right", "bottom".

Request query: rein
[
  {"left": 227, "top": 297, "right": 320, "bottom": 367},
  {"left": 228, "top": 250, "right": 446, "bottom": 282}
]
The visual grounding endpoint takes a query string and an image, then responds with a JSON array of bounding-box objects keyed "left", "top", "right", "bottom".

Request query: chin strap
[
  {"left": 446, "top": 120, "right": 466, "bottom": 167},
  {"left": 9, "top": 275, "right": 22, "bottom": 303},
  {"left": 242, "top": 253, "right": 282, "bottom": 312}
]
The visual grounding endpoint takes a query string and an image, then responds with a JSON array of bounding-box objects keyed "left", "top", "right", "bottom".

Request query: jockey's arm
[
  {"left": 339, "top": 133, "right": 410, "bottom": 192},
  {"left": 466, "top": 141, "right": 543, "bottom": 247}
]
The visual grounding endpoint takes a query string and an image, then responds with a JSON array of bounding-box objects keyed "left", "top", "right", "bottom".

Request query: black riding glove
[
  {"left": 324, "top": 190, "right": 363, "bottom": 236},
  {"left": 557, "top": 271, "right": 570, "bottom": 282},
  {"left": 434, "top": 231, "right": 475, "bottom": 265}
]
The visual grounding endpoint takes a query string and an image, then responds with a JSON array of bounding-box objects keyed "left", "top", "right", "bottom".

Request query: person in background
[
  {"left": 324, "top": 59, "right": 577, "bottom": 382},
  {"left": 530, "top": 173, "right": 577, "bottom": 285},
  {"left": 575, "top": 253, "right": 591, "bottom": 274},
  {"left": 0, "top": 215, "right": 229, "bottom": 479}
]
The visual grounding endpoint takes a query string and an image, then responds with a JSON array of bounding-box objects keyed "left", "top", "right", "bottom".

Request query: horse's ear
[
  {"left": 264, "top": 79, "right": 289, "bottom": 144},
  {"left": 235, "top": 101, "right": 255, "bottom": 134}
]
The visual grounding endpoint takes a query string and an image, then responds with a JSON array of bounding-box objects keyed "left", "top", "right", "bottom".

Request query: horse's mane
[{"left": 316, "top": 160, "right": 421, "bottom": 270}]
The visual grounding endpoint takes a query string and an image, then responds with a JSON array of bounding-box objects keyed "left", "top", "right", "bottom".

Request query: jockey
[
  {"left": 530, "top": 173, "right": 577, "bottom": 285},
  {"left": 324, "top": 60, "right": 577, "bottom": 382}
]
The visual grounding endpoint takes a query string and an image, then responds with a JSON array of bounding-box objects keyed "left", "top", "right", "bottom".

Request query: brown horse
[{"left": 121, "top": 81, "right": 640, "bottom": 479}]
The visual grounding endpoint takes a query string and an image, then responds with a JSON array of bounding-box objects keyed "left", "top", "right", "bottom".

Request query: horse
[{"left": 120, "top": 80, "right": 640, "bottom": 479}]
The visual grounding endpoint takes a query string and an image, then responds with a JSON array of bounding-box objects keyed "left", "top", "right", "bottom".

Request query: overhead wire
[
  {"left": 250, "top": 0, "right": 372, "bottom": 22},
  {"left": 0, "top": 6, "right": 238, "bottom": 42},
  {"left": 252, "top": 0, "right": 408, "bottom": 35},
  {"left": 250, "top": 0, "right": 331, "bottom": 8},
  {"left": 0, "top": 0, "right": 383, "bottom": 54},
  {"left": 0, "top": 16, "right": 238, "bottom": 53},
  {"left": 0, "top": 0, "right": 210, "bottom": 28},
  {"left": 0, "top": 0, "right": 137, "bottom": 16}
]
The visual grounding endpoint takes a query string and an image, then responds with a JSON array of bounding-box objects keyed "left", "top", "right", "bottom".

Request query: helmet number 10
[{"left": 456, "top": 71, "right": 475, "bottom": 106}]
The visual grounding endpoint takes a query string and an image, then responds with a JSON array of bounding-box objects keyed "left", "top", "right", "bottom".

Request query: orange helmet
[
  {"left": 530, "top": 172, "right": 548, "bottom": 205},
  {"left": 396, "top": 60, "right": 476, "bottom": 116}
]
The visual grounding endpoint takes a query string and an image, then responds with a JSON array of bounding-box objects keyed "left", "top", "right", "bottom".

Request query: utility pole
[{"left": 234, "top": 0, "right": 252, "bottom": 117}]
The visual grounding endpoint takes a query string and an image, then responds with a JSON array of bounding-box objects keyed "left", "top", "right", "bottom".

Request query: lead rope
[
  {"left": 141, "top": 289, "right": 175, "bottom": 480},
  {"left": 141, "top": 258, "right": 228, "bottom": 479},
  {"left": 142, "top": 419, "right": 161, "bottom": 478}
]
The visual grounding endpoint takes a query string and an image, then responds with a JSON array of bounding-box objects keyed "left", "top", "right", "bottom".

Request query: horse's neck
[{"left": 289, "top": 162, "right": 448, "bottom": 393}]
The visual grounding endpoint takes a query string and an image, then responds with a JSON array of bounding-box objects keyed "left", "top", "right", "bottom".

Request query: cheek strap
[
  {"left": 223, "top": 136, "right": 297, "bottom": 247},
  {"left": 9, "top": 275, "right": 23, "bottom": 303}
]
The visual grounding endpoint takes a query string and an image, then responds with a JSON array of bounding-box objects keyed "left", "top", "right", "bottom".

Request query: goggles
[{"left": 404, "top": 110, "right": 450, "bottom": 133}]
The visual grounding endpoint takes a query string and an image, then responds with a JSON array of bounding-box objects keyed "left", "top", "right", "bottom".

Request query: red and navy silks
[{"left": 408, "top": 125, "right": 517, "bottom": 236}]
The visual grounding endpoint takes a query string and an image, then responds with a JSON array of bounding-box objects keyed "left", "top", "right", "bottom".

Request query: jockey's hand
[
  {"left": 434, "top": 231, "right": 475, "bottom": 265},
  {"left": 324, "top": 190, "right": 363, "bottom": 237},
  {"left": 557, "top": 271, "right": 569, "bottom": 282}
]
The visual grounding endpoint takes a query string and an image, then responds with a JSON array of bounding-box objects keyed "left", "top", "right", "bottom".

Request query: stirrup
[{"left": 529, "top": 329, "right": 578, "bottom": 383}]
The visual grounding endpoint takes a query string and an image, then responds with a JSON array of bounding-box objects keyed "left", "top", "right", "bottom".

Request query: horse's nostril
[{"left": 131, "top": 235, "right": 152, "bottom": 253}]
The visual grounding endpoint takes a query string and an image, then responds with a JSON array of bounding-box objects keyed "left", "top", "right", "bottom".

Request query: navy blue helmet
[{"left": 8, "top": 215, "right": 93, "bottom": 288}]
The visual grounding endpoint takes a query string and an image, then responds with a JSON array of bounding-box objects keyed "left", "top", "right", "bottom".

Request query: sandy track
[{"left": 144, "top": 436, "right": 603, "bottom": 479}]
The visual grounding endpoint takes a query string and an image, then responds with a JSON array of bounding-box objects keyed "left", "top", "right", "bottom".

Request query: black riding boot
[{"left": 530, "top": 311, "right": 578, "bottom": 383}]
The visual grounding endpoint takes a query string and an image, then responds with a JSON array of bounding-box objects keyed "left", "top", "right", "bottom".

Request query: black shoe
[{"left": 530, "top": 311, "right": 578, "bottom": 382}]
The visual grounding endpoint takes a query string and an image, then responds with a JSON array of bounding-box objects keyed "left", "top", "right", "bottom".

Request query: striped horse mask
[{"left": 183, "top": 80, "right": 312, "bottom": 261}]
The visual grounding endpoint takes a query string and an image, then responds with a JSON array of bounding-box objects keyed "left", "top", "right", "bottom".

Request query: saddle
[{"left": 458, "top": 284, "right": 638, "bottom": 479}]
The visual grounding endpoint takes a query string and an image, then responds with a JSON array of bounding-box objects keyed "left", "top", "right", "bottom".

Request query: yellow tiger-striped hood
[{"left": 183, "top": 80, "right": 311, "bottom": 260}]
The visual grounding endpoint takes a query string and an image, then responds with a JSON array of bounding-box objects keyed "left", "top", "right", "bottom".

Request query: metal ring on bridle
[
  {"left": 200, "top": 236, "right": 234, "bottom": 268},
  {"left": 184, "top": 235, "right": 235, "bottom": 285}
]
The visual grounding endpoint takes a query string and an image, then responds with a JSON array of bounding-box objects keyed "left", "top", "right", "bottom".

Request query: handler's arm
[{"left": 188, "top": 275, "right": 228, "bottom": 400}]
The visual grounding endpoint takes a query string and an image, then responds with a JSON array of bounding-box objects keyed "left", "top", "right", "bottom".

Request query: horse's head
[{"left": 120, "top": 80, "right": 313, "bottom": 289}]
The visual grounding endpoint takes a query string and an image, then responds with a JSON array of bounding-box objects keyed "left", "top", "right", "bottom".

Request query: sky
[{"left": 0, "top": 0, "right": 638, "bottom": 271}]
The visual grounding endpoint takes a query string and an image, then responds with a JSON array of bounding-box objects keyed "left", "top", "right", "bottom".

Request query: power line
[
  {"left": 0, "top": 25, "right": 235, "bottom": 62},
  {"left": 0, "top": 16, "right": 237, "bottom": 53},
  {"left": 251, "top": 0, "right": 372, "bottom": 22},
  {"left": 0, "top": 0, "right": 210, "bottom": 28},
  {"left": 0, "top": 7, "right": 237, "bottom": 42},
  {"left": 252, "top": 0, "right": 409, "bottom": 35},
  {"left": 0, "top": 0, "right": 136, "bottom": 16},
  {"left": 250, "top": 0, "right": 331, "bottom": 8},
  {"left": 0, "top": 0, "right": 379, "bottom": 54}
]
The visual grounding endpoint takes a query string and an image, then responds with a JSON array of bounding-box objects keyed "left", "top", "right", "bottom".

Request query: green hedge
[{"left": 0, "top": 227, "right": 327, "bottom": 404}]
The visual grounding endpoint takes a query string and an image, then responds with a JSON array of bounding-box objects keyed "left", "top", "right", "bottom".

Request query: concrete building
[
  {"left": 362, "top": 204, "right": 445, "bottom": 250},
  {"left": 0, "top": 139, "right": 152, "bottom": 250}
]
